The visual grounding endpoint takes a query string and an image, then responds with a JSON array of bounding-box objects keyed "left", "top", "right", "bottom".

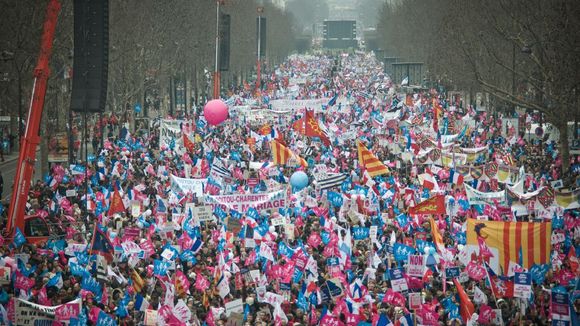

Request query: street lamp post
[
  {"left": 512, "top": 43, "right": 516, "bottom": 114},
  {"left": 255, "top": 6, "right": 264, "bottom": 94},
  {"left": 213, "top": 0, "right": 222, "bottom": 99}
]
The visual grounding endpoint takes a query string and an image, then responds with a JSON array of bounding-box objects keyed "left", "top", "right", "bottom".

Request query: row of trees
[
  {"left": 377, "top": 0, "right": 580, "bottom": 177},
  {"left": 0, "top": 0, "right": 297, "bottom": 137}
]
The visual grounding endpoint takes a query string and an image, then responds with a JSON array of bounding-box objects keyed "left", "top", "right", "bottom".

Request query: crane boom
[{"left": 6, "top": 0, "right": 61, "bottom": 236}]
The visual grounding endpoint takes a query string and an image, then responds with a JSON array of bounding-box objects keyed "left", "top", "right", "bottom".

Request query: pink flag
[
  {"left": 195, "top": 274, "right": 210, "bottom": 292},
  {"left": 466, "top": 261, "right": 487, "bottom": 281},
  {"left": 478, "top": 304, "right": 495, "bottom": 325},
  {"left": 307, "top": 233, "right": 322, "bottom": 248},
  {"left": 14, "top": 272, "right": 35, "bottom": 290},
  {"left": 477, "top": 236, "right": 494, "bottom": 260},
  {"left": 38, "top": 287, "right": 51, "bottom": 306}
]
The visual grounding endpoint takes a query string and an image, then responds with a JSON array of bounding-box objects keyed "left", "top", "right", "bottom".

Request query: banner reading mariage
[
  {"left": 269, "top": 98, "right": 330, "bottom": 112},
  {"left": 205, "top": 188, "right": 288, "bottom": 212}
]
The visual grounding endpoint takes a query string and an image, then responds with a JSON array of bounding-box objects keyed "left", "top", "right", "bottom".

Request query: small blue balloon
[{"left": 290, "top": 171, "right": 309, "bottom": 190}]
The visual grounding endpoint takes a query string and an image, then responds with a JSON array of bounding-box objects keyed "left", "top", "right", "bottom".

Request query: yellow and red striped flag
[
  {"left": 271, "top": 140, "right": 308, "bottom": 168},
  {"left": 429, "top": 217, "right": 445, "bottom": 251},
  {"left": 357, "top": 140, "right": 389, "bottom": 177},
  {"left": 466, "top": 218, "right": 551, "bottom": 274},
  {"left": 131, "top": 269, "right": 145, "bottom": 293}
]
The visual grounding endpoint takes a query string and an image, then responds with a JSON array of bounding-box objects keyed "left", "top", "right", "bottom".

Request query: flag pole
[{"left": 484, "top": 260, "right": 499, "bottom": 305}]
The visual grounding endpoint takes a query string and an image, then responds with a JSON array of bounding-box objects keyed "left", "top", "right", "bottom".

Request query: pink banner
[{"left": 55, "top": 301, "right": 81, "bottom": 322}]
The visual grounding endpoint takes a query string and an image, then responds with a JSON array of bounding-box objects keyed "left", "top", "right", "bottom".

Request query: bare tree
[{"left": 377, "top": 0, "right": 580, "bottom": 181}]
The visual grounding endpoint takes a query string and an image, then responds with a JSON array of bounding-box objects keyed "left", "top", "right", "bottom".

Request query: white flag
[{"left": 474, "top": 286, "right": 488, "bottom": 305}]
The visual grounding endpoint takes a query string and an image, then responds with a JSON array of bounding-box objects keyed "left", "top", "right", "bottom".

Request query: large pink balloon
[{"left": 203, "top": 99, "right": 229, "bottom": 126}]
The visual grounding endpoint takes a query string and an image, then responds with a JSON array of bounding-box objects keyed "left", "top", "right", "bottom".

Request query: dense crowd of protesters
[{"left": 0, "top": 52, "right": 578, "bottom": 326}]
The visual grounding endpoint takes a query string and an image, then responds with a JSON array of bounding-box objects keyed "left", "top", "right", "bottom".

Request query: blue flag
[
  {"left": 69, "top": 261, "right": 90, "bottom": 278},
  {"left": 352, "top": 227, "right": 370, "bottom": 240},
  {"left": 530, "top": 263, "right": 550, "bottom": 285},
  {"left": 81, "top": 275, "right": 102, "bottom": 296},
  {"left": 75, "top": 251, "right": 90, "bottom": 265},
  {"left": 153, "top": 259, "right": 170, "bottom": 276},
  {"left": 393, "top": 242, "right": 416, "bottom": 262},
  {"left": 13, "top": 227, "right": 26, "bottom": 248},
  {"left": 180, "top": 250, "right": 197, "bottom": 264},
  {"left": 278, "top": 242, "right": 294, "bottom": 258},
  {"left": 214, "top": 205, "right": 227, "bottom": 220},
  {"left": 96, "top": 311, "right": 116, "bottom": 326},
  {"left": 47, "top": 272, "right": 63, "bottom": 289},
  {"left": 246, "top": 207, "right": 260, "bottom": 220},
  {"left": 17, "top": 259, "right": 36, "bottom": 277},
  {"left": 327, "top": 191, "right": 343, "bottom": 207}
]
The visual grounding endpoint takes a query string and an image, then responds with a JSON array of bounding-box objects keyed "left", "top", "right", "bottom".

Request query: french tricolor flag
[
  {"left": 449, "top": 169, "right": 464, "bottom": 186},
  {"left": 134, "top": 293, "right": 149, "bottom": 312},
  {"left": 191, "top": 237, "right": 203, "bottom": 253}
]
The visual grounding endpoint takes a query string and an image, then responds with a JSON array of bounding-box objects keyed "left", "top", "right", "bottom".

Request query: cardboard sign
[
  {"left": 194, "top": 205, "right": 214, "bottom": 222},
  {"left": 408, "top": 292, "right": 422, "bottom": 310},
  {"left": 389, "top": 268, "right": 408, "bottom": 292},
  {"left": 144, "top": 309, "right": 158, "bottom": 326},
  {"left": 284, "top": 224, "right": 295, "bottom": 240},
  {"left": 0, "top": 267, "right": 11, "bottom": 284},
  {"left": 445, "top": 267, "right": 460, "bottom": 279},
  {"left": 271, "top": 216, "right": 286, "bottom": 226},
  {"left": 492, "top": 309, "right": 504, "bottom": 326},
  {"left": 131, "top": 201, "right": 141, "bottom": 218},
  {"left": 256, "top": 286, "right": 267, "bottom": 302},
  {"left": 160, "top": 248, "right": 175, "bottom": 261},
  {"left": 514, "top": 272, "right": 532, "bottom": 299},
  {"left": 551, "top": 291, "right": 570, "bottom": 323},
  {"left": 320, "top": 279, "right": 344, "bottom": 303},
  {"left": 369, "top": 226, "right": 378, "bottom": 241},
  {"left": 124, "top": 227, "right": 140, "bottom": 238},
  {"left": 407, "top": 255, "right": 425, "bottom": 277},
  {"left": 459, "top": 271, "right": 469, "bottom": 283},
  {"left": 66, "top": 189, "right": 77, "bottom": 197},
  {"left": 224, "top": 298, "right": 244, "bottom": 316}
]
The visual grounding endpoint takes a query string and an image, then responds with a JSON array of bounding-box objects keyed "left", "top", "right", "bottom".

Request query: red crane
[{"left": 5, "top": 0, "right": 61, "bottom": 243}]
